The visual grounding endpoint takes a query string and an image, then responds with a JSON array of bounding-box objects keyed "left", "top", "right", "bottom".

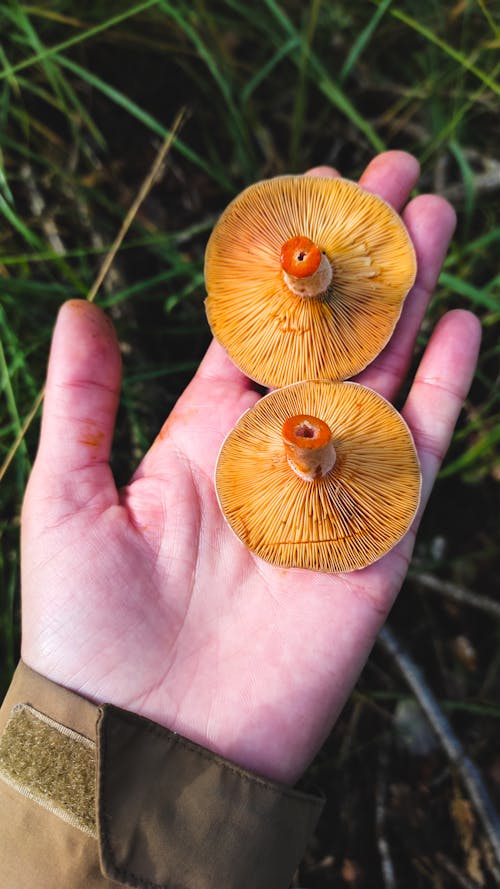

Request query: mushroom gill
[
  {"left": 205, "top": 175, "right": 416, "bottom": 388},
  {"left": 215, "top": 380, "right": 421, "bottom": 573}
]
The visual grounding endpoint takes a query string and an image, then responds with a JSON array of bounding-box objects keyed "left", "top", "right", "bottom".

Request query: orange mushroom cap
[
  {"left": 215, "top": 380, "right": 421, "bottom": 573},
  {"left": 205, "top": 176, "right": 416, "bottom": 388}
]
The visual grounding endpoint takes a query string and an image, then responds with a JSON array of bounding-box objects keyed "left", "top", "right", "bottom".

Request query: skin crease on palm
[{"left": 20, "top": 151, "right": 481, "bottom": 785}]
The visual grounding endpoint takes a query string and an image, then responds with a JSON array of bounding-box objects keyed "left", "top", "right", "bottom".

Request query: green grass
[{"left": 0, "top": 1, "right": 499, "bottom": 883}]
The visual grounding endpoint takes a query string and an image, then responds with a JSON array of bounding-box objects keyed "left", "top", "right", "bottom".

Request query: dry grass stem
[
  {"left": 435, "top": 852, "right": 484, "bottom": 889},
  {"left": 87, "top": 107, "right": 187, "bottom": 304},
  {"left": 0, "top": 108, "right": 186, "bottom": 486},
  {"left": 375, "top": 741, "right": 397, "bottom": 889}
]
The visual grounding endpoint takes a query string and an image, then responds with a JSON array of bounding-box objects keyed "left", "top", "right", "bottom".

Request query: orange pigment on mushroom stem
[
  {"left": 280, "top": 236, "right": 321, "bottom": 278},
  {"left": 279, "top": 235, "right": 333, "bottom": 299},
  {"left": 282, "top": 414, "right": 336, "bottom": 481}
]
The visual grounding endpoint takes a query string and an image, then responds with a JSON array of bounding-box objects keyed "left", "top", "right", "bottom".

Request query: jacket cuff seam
[{"left": 101, "top": 704, "right": 319, "bottom": 806}]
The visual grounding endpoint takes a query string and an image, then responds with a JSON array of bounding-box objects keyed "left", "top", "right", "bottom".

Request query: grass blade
[
  {"left": 241, "top": 36, "right": 300, "bottom": 102},
  {"left": 387, "top": 6, "right": 500, "bottom": 97},
  {"left": 0, "top": 0, "right": 162, "bottom": 82},
  {"left": 340, "top": 0, "right": 393, "bottom": 82},
  {"left": 448, "top": 140, "right": 477, "bottom": 226},
  {"left": 159, "top": 0, "right": 254, "bottom": 176},
  {"left": 262, "top": 0, "right": 385, "bottom": 151},
  {"left": 54, "top": 54, "right": 232, "bottom": 190},
  {"left": 290, "top": 0, "right": 322, "bottom": 168},
  {"left": 439, "top": 425, "right": 500, "bottom": 478},
  {"left": 438, "top": 271, "right": 500, "bottom": 311}
]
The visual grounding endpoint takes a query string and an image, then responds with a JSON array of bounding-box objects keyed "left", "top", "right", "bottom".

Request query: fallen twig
[
  {"left": 441, "top": 149, "right": 500, "bottom": 201},
  {"left": 375, "top": 740, "right": 397, "bottom": 889},
  {"left": 435, "top": 852, "right": 484, "bottom": 889},
  {"left": 410, "top": 570, "right": 500, "bottom": 620},
  {"left": 378, "top": 625, "right": 500, "bottom": 878}
]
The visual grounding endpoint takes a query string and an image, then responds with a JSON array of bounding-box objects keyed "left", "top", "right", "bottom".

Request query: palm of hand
[{"left": 21, "top": 154, "right": 480, "bottom": 782}]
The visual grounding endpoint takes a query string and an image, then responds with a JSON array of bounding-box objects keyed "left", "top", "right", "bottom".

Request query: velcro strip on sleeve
[{"left": 0, "top": 702, "right": 96, "bottom": 837}]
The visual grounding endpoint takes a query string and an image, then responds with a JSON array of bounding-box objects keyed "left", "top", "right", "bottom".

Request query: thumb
[{"left": 29, "top": 300, "right": 122, "bottom": 511}]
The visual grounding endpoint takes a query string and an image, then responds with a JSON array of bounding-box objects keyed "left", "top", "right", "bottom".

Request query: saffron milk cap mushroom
[
  {"left": 205, "top": 176, "right": 417, "bottom": 388},
  {"left": 215, "top": 380, "right": 421, "bottom": 573}
]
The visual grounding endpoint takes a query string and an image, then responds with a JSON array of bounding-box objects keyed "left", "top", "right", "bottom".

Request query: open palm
[{"left": 21, "top": 152, "right": 480, "bottom": 784}]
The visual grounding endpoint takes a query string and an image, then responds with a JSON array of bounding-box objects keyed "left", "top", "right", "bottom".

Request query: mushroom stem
[
  {"left": 282, "top": 414, "right": 336, "bottom": 481},
  {"left": 280, "top": 235, "right": 333, "bottom": 298}
]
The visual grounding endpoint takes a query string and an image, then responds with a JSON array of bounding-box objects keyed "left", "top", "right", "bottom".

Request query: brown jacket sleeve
[{"left": 0, "top": 662, "right": 323, "bottom": 889}]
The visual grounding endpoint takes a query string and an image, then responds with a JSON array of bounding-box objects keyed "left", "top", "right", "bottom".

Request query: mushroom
[
  {"left": 215, "top": 380, "right": 421, "bottom": 573},
  {"left": 205, "top": 175, "right": 416, "bottom": 388}
]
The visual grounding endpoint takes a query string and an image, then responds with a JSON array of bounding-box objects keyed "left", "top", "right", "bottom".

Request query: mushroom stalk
[
  {"left": 282, "top": 414, "right": 336, "bottom": 481},
  {"left": 280, "top": 235, "right": 333, "bottom": 298}
]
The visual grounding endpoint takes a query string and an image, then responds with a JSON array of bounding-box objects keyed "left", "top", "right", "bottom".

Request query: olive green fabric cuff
[
  {"left": 1, "top": 663, "right": 324, "bottom": 889},
  {"left": 97, "top": 703, "right": 323, "bottom": 889}
]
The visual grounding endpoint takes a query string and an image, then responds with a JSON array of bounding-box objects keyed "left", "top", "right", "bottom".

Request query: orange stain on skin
[
  {"left": 157, "top": 425, "right": 170, "bottom": 441},
  {"left": 151, "top": 420, "right": 176, "bottom": 451},
  {"left": 66, "top": 299, "right": 117, "bottom": 340},
  {"left": 155, "top": 407, "right": 200, "bottom": 444},
  {"left": 78, "top": 425, "right": 105, "bottom": 449}
]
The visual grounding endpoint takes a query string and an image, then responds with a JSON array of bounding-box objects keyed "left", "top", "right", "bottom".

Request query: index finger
[
  {"left": 356, "top": 193, "right": 457, "bottom": 400},
  {"left": 307, "top": 150, "right": 420, "bottom": 210}
]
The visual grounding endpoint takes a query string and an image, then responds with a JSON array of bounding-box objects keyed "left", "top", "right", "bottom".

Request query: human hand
[{"left": 21, "top": 151, "right": 481, "bottom": 784}]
